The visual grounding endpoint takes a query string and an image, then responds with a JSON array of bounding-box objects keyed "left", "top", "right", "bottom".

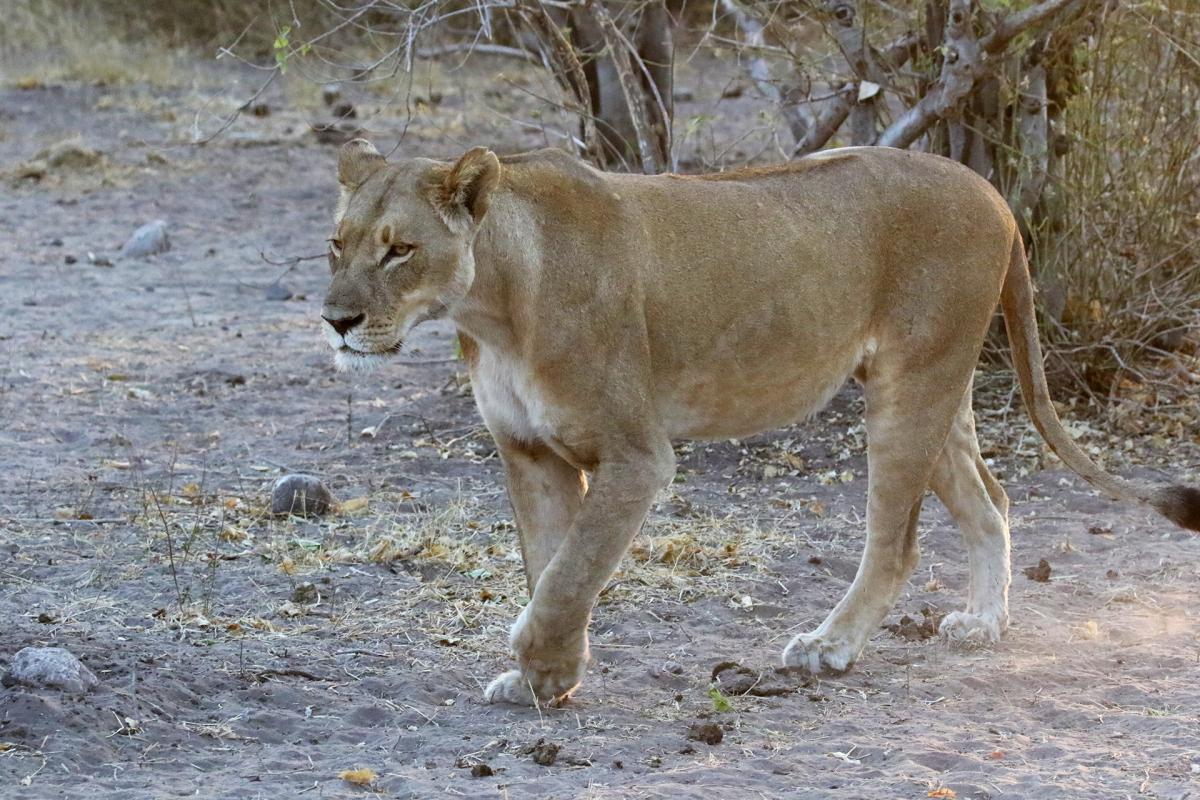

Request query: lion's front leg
[
  {"left": 496, "top": 437, "right": 587, "bottom": 595},
  {"left": 485, "top": 441, "right": 676, "bottom": 705}
]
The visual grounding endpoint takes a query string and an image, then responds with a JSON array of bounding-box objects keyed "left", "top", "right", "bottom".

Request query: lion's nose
[{"left": 322, "top": 312, "right": 365, "bottom": 337}]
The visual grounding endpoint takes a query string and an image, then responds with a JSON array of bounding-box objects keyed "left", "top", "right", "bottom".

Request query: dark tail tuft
[{"left": 1152, "top": 486, "right": 1200, "bottom": 532}]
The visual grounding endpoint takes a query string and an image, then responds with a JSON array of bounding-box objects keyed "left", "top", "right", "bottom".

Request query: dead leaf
[
  {"left": 338, "top": 767, "right": 377, "bottom": 786},
  {"left": 1022, "top": 558, "right": 1052, "bottom": 582},
  {"left": 928, "top": 789, "right": 957, "bottom": 799},
  {"left": 339, "top": 496, "right": 369, "bottom": 515}
]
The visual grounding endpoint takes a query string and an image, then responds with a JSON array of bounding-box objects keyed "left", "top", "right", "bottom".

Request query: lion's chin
[{"left": 333, "top": 347, "right": 396, "bottom": 374}]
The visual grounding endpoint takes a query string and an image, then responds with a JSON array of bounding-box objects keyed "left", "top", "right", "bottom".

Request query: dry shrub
[
  {"left": 0, "top": 0, "right": 337, "bottom": 85},
  {"left": 1030, "top": 1, "right": 1200, "bottom": 408},
  {"left": 2, "top": 0, "right": 184, "bottom": 86}
]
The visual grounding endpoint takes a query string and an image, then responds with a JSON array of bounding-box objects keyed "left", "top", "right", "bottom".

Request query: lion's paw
[
  {"left": 938, "top": 610, "right": 1005, "bottom": 648},
  {"left": 781, "top": 632, "right": 859, "bottom": 675},
  {"left": 482, "top": 664, "right": 583, "bottom": 707},
  {"left": 483, "top": 670, "right": 539, "bottom": 706}
]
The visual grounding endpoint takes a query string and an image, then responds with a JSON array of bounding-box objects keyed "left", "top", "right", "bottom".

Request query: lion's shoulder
[{"left": 499, "top": 148, "right": 601, "bottom": 180}]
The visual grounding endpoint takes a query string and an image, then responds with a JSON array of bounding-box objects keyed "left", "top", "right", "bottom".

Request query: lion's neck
[{"left": 449, "top": 187, "right": 535, "bottom": 355}]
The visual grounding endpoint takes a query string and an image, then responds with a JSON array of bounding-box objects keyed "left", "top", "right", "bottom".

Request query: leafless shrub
[{"left": 1032, "top": 1, "right": 1200, "bottom": 409}]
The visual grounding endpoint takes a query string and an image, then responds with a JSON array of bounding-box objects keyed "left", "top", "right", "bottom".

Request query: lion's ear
[
  {"left": 338, "top": 139, "right": 386, "bottom": 190},
  {"left": 431, "top": 147, "right": 500, "bottom": 228}
]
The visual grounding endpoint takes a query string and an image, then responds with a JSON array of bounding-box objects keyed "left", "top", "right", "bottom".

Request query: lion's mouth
[
  {"left": 337, "top": 340, "right": 403, "bottom": 356},
  {"left": 334, "top": 341, "right": 402, "bottom": 373}
]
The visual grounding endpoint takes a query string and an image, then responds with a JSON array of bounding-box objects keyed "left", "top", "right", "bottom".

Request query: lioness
[{"left": 320, "top": 140, "right": 1200, "bottom": 705}]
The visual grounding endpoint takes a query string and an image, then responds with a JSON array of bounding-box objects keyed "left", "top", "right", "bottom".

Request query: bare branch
[
  {"left": 414, "top": 42, "right": 540, "bottom": 63},
  {"left": 879, "top": 0, "right": 1085, "bottom": 149},
  {"left": 983, "top": 0, "right": 1082, "bottom": 54},
  {"left": 791, "top": 85, "right": 854, "bottom": 156},
  {"left": 516, "top": 1, "right": 604, "bottom": 165},
  {"left": 592, "top": 4, "right": 662, "bottom": 174}
]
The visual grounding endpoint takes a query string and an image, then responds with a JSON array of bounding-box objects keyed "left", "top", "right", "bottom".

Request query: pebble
[
  {"left": 687, "top": 721, "right": 724, "bottom": 745},
  {"left": 271, "top": 474, "right": 334, "bottom": 517},
  {"left": 120, "top": 220, "right": 170, "bottom": 259},
  {"left": 291, "top": 582, "right": 319, "bottom": 604},
  {"left": 264, "top": 282, "right": 293, "bottom": 302},
  {"left": 2, "top": 647, "right": 99, "bottom": 693}
]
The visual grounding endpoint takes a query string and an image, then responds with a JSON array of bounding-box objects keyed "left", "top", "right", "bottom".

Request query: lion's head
[{"left": 322, "top": 140, "right": 500, "bottom": 372}]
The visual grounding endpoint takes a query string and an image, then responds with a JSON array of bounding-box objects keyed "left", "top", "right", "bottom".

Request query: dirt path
[{"left": 1, "top": 69, "right": 1198, "bottom": 799}]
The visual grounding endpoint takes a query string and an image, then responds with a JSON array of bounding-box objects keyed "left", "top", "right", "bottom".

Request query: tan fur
[{"left": 321, "top": 141, "right": 1199, "bottom": 705}]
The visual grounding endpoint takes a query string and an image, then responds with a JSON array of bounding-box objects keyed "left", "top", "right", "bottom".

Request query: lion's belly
[{"left": 658, "top": 337, "right": 874, "bottom": 440}]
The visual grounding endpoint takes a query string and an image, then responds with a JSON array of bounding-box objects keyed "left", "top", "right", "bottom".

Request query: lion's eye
[{"left": 382, "top": 243, "right": 415, "bottom": 267}]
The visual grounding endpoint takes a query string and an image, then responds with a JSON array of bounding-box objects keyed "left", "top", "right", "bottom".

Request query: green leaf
[
  {"left": 273, "top": 25, "right": 292, "bottom": 73},
  {"left": 707, "top": 686, "right": 733, "bottom": 713}
]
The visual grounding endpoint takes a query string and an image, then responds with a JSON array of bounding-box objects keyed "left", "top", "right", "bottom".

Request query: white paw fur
[
  {"left": 938, "top": 610, "right": 1006, "bottom": 647},
  {"left": 781, "top": 631, "right": 860, "bottom": 675}
]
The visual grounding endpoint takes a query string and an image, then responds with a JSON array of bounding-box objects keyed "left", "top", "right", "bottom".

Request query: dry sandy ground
[{"left": 0, "top": 59, "right": 1198, "bottom": 800}]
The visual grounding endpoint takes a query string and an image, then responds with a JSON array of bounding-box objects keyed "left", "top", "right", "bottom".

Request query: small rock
[
  {"left": 64, "top": 254, "right": 77, "bottom": 264},
  {"left": 271, "top": 474, "right": 334, "bottom": 517},
  {"left": 291, "top": 582, "right": 319, "bottom": 604},
  {"left": 469, "top": 763, "right": 494, "bottom": 778},
  {"left": 651, "top": 660, "right": 684, "bottom": 678},
  {"left": 37, "top": 612, "right": 56, "bottom": 624},
  {"left": 1023, "top": 558, "right": 1053, "bottom": 582},
  {"left": 120, "top": 220, "right": 170, "bottom": 259},
  {"left": 3, "top": 647, "right": 99, "bottom": 693},
  {"left": 248, "top": 102, "right": 271, "bottom": 117},
  {"left": 264, "top": 282, "right": 293, "bottom": 302},
  {"left": 322, "top": 83, "right": 343, "bottom": 107},
  {"left": 332, "top": 101, "right": 356, "bottom": 119},
  {"left": 687, "top": 721, "right": 724, "bottom": 745}
]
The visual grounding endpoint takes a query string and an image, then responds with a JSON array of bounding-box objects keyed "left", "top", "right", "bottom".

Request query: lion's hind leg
[
  {"left": 783, "top": 352, "right": 975, "bottom": 674},
  {"left": 930, "top": 389, "right": 1011, "bottom": 646}
]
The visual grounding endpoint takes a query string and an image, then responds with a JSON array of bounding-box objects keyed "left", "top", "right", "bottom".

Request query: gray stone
[
  {"left": 3, "top": 647, "right": 99, "bottom": 693},
  {"left": 120, "top": 220, "right": 170, "bottom": 259},
  {"left": 264, "top": 282, "right": 293, "bottom": 302},
  {"left": 291, "top": 582, "right": 319, "bottom": 604},
  {"left": 271, "top": 474, "right": 334, "bottom": 517}
]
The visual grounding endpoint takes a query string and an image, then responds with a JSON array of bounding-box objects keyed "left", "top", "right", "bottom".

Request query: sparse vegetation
[{"left": 2, "top": 2, "right": 1198, "bottom": 797}]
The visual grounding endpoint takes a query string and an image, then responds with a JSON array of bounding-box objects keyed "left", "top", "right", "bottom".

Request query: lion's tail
[{"left": 999, "top": 235, "right": 1200, "bottom": 532}]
